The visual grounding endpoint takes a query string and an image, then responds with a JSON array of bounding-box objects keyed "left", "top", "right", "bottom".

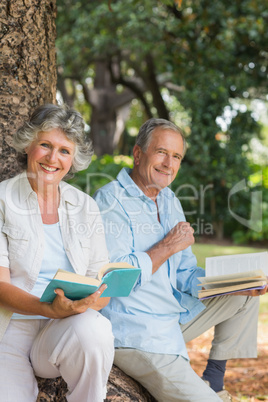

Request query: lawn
[{"left": 191, "top": 242, "right": 266, "bottom": 269}]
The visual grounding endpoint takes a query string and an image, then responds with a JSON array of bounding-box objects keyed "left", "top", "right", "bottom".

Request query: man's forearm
[{"left": 146, "top": 241, "right": 174, "bottom": 274}]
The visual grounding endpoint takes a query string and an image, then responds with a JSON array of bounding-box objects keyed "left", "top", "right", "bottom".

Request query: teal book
[{"left": 40, "top": 262, "right": 141, "bottom": 302}]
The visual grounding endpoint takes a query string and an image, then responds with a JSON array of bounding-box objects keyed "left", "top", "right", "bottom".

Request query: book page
[
  {"left": 199, "top": 284, "right": 267, "bottom": 300},
  {"left": 198, "top": 269, "right": 265, "bottom": 285},
  {"left": 200, "top": 279, "right": 266, "bottom": 290},
  {"left": 98, "top": 262, "right": 136, "bottom": 280},
  {"left": 55, "top": 269, "right": 100, "bottom": 286},
  {"left": 205, "top": 251, "right": 268, "bottom": 277},
  {"left": 198, "top": 280, "right": 267, "bottom": 297}
]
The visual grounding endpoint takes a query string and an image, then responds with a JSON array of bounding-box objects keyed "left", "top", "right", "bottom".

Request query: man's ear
[{"left": 133, "top": 145, "right": 141, "bottom": 166}]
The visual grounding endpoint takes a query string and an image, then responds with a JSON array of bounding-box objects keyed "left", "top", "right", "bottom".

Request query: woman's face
[{"left": 25, "top": 129, "right": 75, "bottom": 190}]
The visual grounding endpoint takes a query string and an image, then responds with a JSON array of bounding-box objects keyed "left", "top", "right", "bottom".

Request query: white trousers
[
  {"left": 114, "top": 295, "right": 259, "bottom": 402},
  {"left": 0, "top": 309, "right": 114, "bottom": 402}
]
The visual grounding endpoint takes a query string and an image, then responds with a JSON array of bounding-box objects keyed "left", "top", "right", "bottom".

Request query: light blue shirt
[
  {"left": 12, "top": 222, "right": 74, "bottom": 319},
  {"left": 31, "top": 222, "right": 74, "bottom": 299},
  {"left": 94, "top": 168, "right": 205, "bottom": 359}
]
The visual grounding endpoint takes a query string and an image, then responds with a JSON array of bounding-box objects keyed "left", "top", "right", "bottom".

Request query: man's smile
[{"left": 155, "top": 168, "right": 171, "bottom": 175}]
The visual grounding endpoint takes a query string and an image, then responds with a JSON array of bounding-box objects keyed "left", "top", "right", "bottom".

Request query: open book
[
  {"left": 198, "top": 251, "right": 268, "bottom": 300},
  {"left": 40, "top": 262, "right": 141, "bottom": 303}
]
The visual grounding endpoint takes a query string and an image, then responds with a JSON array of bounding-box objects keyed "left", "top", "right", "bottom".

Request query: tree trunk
[
  {"left": 144, "top": 54, "right": 170, "bottom": 120},
  {"left": 36, "top": 365, "right": 156, "bottom": 401},
  {"left": 81, "top": 60, "right": 134, "bottom": 156},
  {"left": 0, "top": 0, "right": 57, "bottom": 182}
]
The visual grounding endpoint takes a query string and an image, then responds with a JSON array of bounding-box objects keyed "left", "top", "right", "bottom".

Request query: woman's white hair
[{"left": 13, "top": 103, "right": 93, "bottom": 176}]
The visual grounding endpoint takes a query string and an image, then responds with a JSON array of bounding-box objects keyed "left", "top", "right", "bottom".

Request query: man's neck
[{"left": 129, "top": 169, "right": 160, "bottom": 202}]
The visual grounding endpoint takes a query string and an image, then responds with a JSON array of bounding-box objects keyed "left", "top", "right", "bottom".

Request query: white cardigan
[{"left": 0, "top": 172, "right": 109, "bottom": 340}]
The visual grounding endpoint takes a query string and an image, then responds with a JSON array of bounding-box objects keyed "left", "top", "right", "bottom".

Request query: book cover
[{"left": 40, "top": 263, "right": 141, "bottom": 302}]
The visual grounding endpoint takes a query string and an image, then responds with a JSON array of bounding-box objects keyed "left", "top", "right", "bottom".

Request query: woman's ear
[{"left": 133, "top": 145, "right": 141, "bottom": 166}]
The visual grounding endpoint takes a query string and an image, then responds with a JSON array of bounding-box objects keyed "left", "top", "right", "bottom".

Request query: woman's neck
[
  {"left": 38, "top": 193, "right": 60, "bottom": 224},
  {"left": 31, "top": 183, "right": 60, "bottom": 224}
]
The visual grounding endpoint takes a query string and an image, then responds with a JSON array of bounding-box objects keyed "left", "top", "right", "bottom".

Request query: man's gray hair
[
  {"left": 135, "top": 118, "right": 187, "bottom": 157},
  {"left": 13, "top": 103, "right": 93, "bottom": 175}
]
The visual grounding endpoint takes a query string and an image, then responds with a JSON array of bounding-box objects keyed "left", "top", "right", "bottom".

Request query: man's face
[{"left": 133, "top": 127, "right": 184, "bottom": 197}]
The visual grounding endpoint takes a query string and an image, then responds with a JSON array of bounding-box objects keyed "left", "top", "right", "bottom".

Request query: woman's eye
[
  {"left": 61, "top": 149, "right": 70, "bottom": 155},
  {"left": 40, "top": 143, "right": 49, "bottom": 148}
]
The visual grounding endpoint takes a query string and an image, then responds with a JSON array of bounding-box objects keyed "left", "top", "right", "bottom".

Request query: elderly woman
[{"left": 0, "top": 104, "right": 114, "bottom": 401}]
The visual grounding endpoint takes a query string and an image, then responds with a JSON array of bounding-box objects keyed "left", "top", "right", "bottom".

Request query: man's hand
[
  {"left": 232, "top": 284, "right": 268, "bottom": 297},
  {"left": 163, "top": 222, "right": 195, "bottom": 254},
  {"left": 147, "top": 221, "right": 195, "bottom": 273}
]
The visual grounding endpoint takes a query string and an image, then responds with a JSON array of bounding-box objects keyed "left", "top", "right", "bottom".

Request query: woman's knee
[{"left": 70, "top": 309, "right": 114, "bottom": 352}]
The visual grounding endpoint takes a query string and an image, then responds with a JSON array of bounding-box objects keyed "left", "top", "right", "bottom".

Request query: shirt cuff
[
  {"left": 132, "top": 251, "right": 153, "bottom": 287},
  {"left": 191, "top": 267, "right": 205, "bottom": 298}
]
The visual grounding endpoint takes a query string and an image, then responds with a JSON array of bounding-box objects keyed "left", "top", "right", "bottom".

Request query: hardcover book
[
  {"left": 198, "top": 251, "right": 268, "bottom": 300},
  {"left": 40, "top": 262, "right": 141, "bottom": 302}
]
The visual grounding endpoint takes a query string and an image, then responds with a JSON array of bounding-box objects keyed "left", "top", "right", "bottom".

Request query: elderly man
[{"left": 94, "top": 119, "right": 264, "bottom": 402}]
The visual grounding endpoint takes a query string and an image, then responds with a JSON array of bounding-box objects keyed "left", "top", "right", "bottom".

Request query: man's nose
[{"left": 163, "top": 154, "right": 172, "bottom": 167}]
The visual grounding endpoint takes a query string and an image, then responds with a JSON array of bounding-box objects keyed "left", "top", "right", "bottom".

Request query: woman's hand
[{"left": 47, "top": 284, "right": 109, "bottom": 318}]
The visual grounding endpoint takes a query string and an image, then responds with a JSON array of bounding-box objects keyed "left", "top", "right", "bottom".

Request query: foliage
[
  {"left": 164, "top": 0, "right": 267, "bottom": 238},
  {"left": 174, "top": 109, "right": 264, "bottom": 239},
  {"left": 55, "top": 0, "right": 267, "bottom": 126},
  {"left": 231, "top": 165, "right": 268, "bottom": 244},
  {"left": 57, "top": 0, "right": 268, "bottom": 240},
  {"left": 68, "top": 154, "right": 133, "bottom": 195}
]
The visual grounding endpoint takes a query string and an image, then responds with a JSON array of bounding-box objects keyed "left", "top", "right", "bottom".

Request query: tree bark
[
  {"left": 81, "top": 60, "right": 135, "bottom": 156},
  {"left": 36, "top": 365, "right": 157, "bottom": 402},
  {"left": 0, "top": 0, "right": 57, "bottom": 181},
  {"left": 144, "top": 54, "right": 170, "bottom": 120}
]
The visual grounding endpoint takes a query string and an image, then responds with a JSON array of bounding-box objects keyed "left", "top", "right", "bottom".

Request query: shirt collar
[
  {"left": 59, "top": 181, "right": 82, "bottom": 206},
  {"left": 18, "top": 171, "right": 81, "bottom": 206},
  {"left": 19, "top": 171, "right": 36, "bottom": 202},
  {"left": 117, "top": 168, "right": 175, "bottom": 200}
]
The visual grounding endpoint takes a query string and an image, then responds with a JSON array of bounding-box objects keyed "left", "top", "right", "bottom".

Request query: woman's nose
[{"left": 46, "top": 148, "right": 57, "bottom": 162}]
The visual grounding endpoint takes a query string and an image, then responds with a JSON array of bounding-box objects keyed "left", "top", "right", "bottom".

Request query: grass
[
  {"left": 192, "top": 243, "right": 268, "bottom": 317},
  {"left": 191, "top": 243, "right": 265, "bottom": 269}
]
